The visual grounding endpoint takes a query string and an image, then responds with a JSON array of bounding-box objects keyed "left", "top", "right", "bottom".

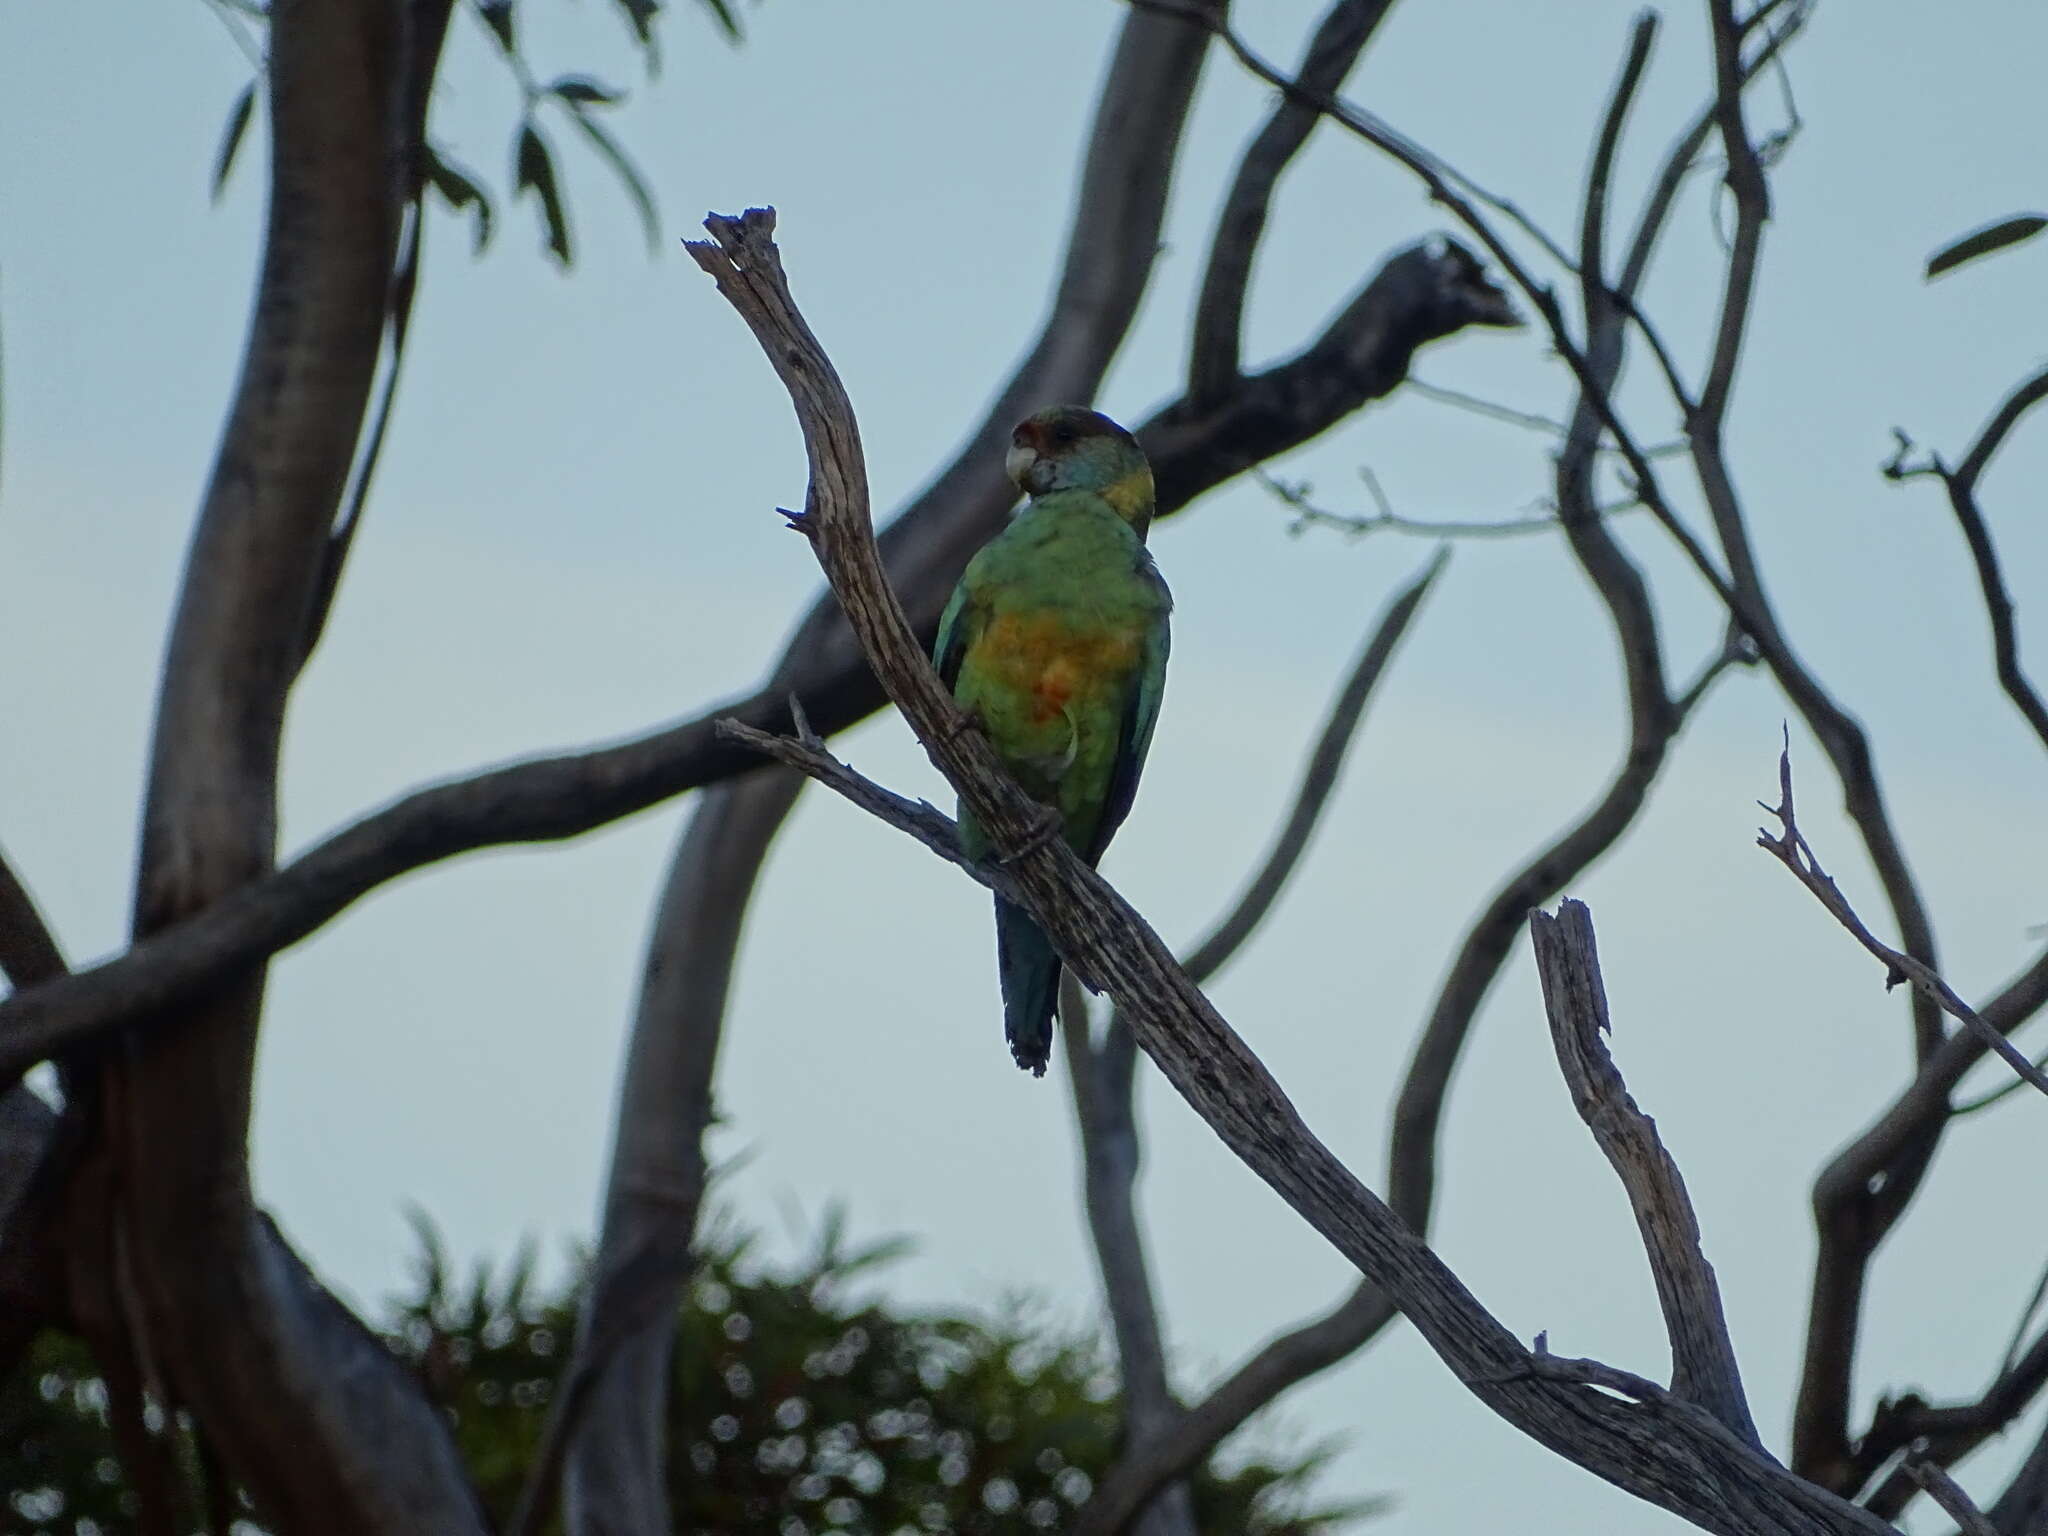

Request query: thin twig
[
  {"left": 1401, "top": 376, "right": 1689, "bottom": 460},
  {"left": 1126, "top": 0, "right": 1744, "bottom": 617},
  {"left": 1901, "top": 1456, "right": 1999, "bottom": 1536},
  {"left": 1187, "top": 0, "right": 1397, "bottom": 402},
  {"left": 2002, "top": 1263, "right": 2048, "bottom": 1381},
  {"left": 1757, "top": 737, "right": 2048, "bottom": 1097},
  {"left": 1261, "top": 470, "right": 1579, "bottom": 542},
  {"left": 1951, "top": 1047, "right": 2048, "bottom": 1117},
  {"left": 1886, "top": 368, "right": 2048, "bottom": 756}
]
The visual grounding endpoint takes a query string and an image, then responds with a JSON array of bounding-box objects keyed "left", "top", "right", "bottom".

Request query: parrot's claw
[
  {"left": 938, "top": 706, "right": 984, "bottom": 743},
  {"left": 996, "top": 806, "right": 1064, "bottom": 865}
]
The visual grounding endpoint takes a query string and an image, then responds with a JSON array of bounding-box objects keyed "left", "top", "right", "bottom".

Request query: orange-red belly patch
[{"left": 976, "top": 611, "right": 1138, "bottom": 725}]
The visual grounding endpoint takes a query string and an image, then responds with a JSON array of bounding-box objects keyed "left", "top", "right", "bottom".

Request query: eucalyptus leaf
[
  {"left": 1926, "top": 213, "right": 2048, "bottom": 280},
  {"left": 211, "top": 80, "right": 257, "bottom": 202},
  {"left": 515, "top": 122, "right": 572, "bottom": 267}
]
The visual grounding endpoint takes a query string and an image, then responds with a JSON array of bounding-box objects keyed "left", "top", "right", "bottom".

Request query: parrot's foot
[
  {"left": 996, "top": 806, "right": 1064, "bottom": 865},
  {"left": 937, "top": 705, "right": 984, "bottom": 743}
]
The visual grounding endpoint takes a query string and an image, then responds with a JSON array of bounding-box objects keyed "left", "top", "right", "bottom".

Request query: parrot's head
[{"left": 1005, "top": 406, "right": 1154, "bottom": 535}]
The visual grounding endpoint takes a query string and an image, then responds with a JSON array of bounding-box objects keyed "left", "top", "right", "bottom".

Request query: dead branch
[
  {"left": 1986, "top": 1415, "right": 2048, "bottom": 1535},
  {"left": 1062, "top": 978, "right": 1197, "bottom": 1536},
  {"left": 0, "top": 232, "right": 1507, "bottom": 1095},
  {"left": 1697, "top": 0, "right": 1770, "bottom": 430},
  {"left": 1530, "top": 900, "right": 1760, "bottom": 1447},
  {"left": 1182, "top": 550, "right": 1445, "bottom": 982},
  {"left": 1130, "top": 0, "right": 1740, "bottom": 605},
  {"left": 1901, "top": 1456, "right": 2000, "bottom": 1536},
  {"left": 548, "top": 775, "right": 796, "bottom": 1536},
  {"left": 689, "top": 205, "right": 1894, "bottom": 1536},
  {"left": 0, "top": 841, "right": 66, "bottom": 1372},
  {"left": 1071, "top": 607, "right": 1749, "bottom": 1532},
  {"left": 1263, "top": 472, "right": 1573, "bottom": 541},
  {"left": 1757, "top": 740, "right": 2048, "bottom": 1098},
  {"left": 547, "top": 14, "right": 1229, "bottom": 1530},
  {"left": 1796, "top": 935, "right": 2048, "bottom": 1489},
  {"left": 1885, "top": 364, "right": 2048, "bottom": 756},
  {"left": 1854, "top": 1327, "right": 2048, "bottom": 1518},
  {"left": 1187, "top": 0, "right": 1398, "bottom": 402},
  {"left": 0, "top": 843, "right": 65, "bottom": 993},
  {"left": 1068, "top": 558, "right": 1444, "bottom": 1534},
  {"left": 1073, "top": 12, "right": 1766, "bottom": 1516}
]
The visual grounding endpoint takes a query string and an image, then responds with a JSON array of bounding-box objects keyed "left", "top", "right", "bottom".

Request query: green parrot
[{"left": 933, "top": 406, "right": 1172, "bottom": 1075}]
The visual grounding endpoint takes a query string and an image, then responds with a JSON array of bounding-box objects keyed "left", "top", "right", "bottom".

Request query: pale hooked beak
[{"left": 1004, "top": 440, "right": 1037, "bottom": 488}]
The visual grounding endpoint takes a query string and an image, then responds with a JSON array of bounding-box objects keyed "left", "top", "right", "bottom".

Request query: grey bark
[
  {"left": 558, "top": 6, "right": 1230, "bottom": 1530},
  {"left": 68, "top": 2, "right": 485, "bottom": 1527},
  {"left": 686, "top": 205, "right": 1900, "bottom": 1536}
]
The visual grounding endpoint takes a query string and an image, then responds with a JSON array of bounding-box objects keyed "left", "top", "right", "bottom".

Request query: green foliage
[
  {"left": 2, "top": 1208, "right": 1375, "bottom": 1535},
  {"left": 205, "top": 0, "right": 744, "bottom": 265},
  {"left": 2, "top": 1330, "right": 148, "bottom": 1533}
]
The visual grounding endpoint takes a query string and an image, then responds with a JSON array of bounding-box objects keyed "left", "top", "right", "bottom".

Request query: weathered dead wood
[
  {"left": 686, "top": 206, "right": 1894, "bottom": 1536},
  {"left": 1530, "top": 899, "right": 1761, "bottom": 1449}
]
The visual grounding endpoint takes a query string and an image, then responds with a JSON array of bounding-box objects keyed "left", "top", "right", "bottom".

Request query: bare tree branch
[
  {"left": 686, "top": 204, "right": 1897, "bottom": 1536},
  {"left": 727, "top": 711, "right": 1892, "bottom": 1535},
  {"left": 1187, "top": 0, "right": 1398, "bottom": 402},
  {"left": 1072, "top": 13, "right": 1768, "bottom": 1517},
  {"left": 0, "top": 842, "right": 65, "bottom": 993},
  {"left": 1182, "top": 549, "right": 1446, "bottom": 982},
  {"left": 1579, "top": 11, "right": 1658, "bottom": 307},
  {"left": 1794, "top": 940, "right": 2048, "bottom": 1476},
  {"left": 1530, "top": 899, "right": 1761, "bottom": 1448},
  {"left": 1987, "top": 1413, "right": 2048, "bottom": 1536},
  {"left": 543, "top": 773, "right": 795, "bottom": 1536},
  {"left": 58, "top": 3, "right": 487, "bottom": 1527},
  {"left": 1061, "top": 978, "right": 1176, "bottom": 1431},
  {"left": 1592, "top": 0, "right": 1959, "bottom": 1489},
  {"left": 0, "top": 1080, "right": 58, "bottom": 1379},
  {"left": 1066, "top": 556, "right": 1445, "bottom": 1536},
  {"left": 0, "top": 232, "right": 1509, "bottom": 1095},
  {"left": 1062, "top": 978, "right": 1198, "bottom": 1536},
  {"left": 1264, "top": 470, "right": 1580, "bottom": 540},
  {"left": 1901, "top": 1456, "right": 2000, "bottom": 1536},
  {"left": 1885, "top": 365, "right": 2048, "bottom": 757},
  {"left": 1758, "top": 741, "right": 2048, "bottom": 1098},
  {"left": 0, "top": 840, "right": 66, "bottom": 1372},
  {"left": 1854, "top": 1327, "right": 2048, "bottom": 1519},
  {"left": 1150, "top": 0, "right": 1957, "bottom": 1190},
  {"left": 551, "top": 15, "right": 1230, "bottom": 1527},
  {"left": 299, "top": 0, "right": 457, "bottom": 665},
  {"left": 1130, "top": 0, "right": 1745, "bottom": 625},
  {"left": 1696, "top": 0, "right": 1770, "bottom": 432},
  {"left": 1953, "top": 365, "right": 2048, "bottom": 494}
]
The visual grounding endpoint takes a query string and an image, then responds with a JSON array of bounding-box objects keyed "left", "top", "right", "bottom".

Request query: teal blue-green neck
[{"left": 1030, "top": 438, "right": 1153, "bottom": 534}]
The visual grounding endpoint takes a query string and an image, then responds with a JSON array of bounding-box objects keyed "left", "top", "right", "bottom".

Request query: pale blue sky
[{"left": 3, "top": 1, "right": 2046, "bottom": 1530}]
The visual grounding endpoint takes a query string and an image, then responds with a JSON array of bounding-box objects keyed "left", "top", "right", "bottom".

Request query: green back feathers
[{"left": 935, "top": 405, "right": 1170, "bottom": 1074}]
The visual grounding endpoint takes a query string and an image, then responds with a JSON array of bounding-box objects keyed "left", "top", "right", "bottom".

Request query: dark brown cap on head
[{"left": 1012, "top": 406, "right": 1133, "bottom": 454}]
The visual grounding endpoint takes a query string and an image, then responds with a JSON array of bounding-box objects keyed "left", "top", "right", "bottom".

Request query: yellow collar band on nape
[{"left": 1098, "top": 466, "right": 1154, "bottom": 529}]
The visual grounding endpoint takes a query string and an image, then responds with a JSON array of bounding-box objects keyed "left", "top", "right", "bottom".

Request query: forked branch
[
  {"left": 1530, "top": 900, "right": 1760, "bottom": 1448},
  {"left": 1757, "top": 740, "right": 2048, "bottom": 1098},
  {"left": 690, "top": 206, "right": 1893, "bottom": 1536}
]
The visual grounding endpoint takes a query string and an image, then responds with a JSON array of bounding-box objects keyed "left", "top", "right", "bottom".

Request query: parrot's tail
[{"left": 994, "top": 895, "right": 1061, "bottom": 1076}]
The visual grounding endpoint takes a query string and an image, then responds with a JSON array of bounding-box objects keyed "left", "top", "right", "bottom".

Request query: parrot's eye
[{"left": 1050, "top": 423, "right": 1077, "bottom": 446}]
